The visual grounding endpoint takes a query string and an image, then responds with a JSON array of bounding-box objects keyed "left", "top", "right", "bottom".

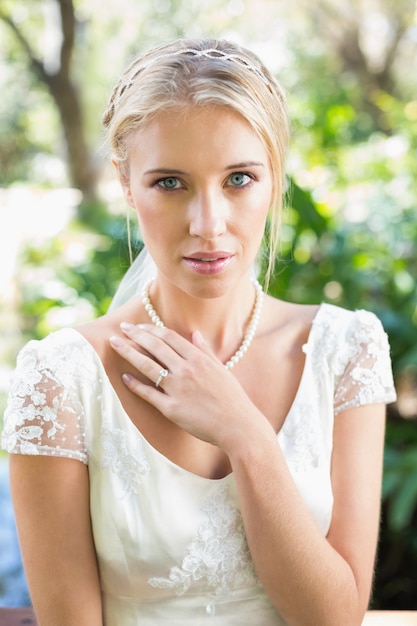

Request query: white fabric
[
  {"left": 108, "top": 247, "right": 157, "bottom": 311},
  {"left": 2, "top": 304, "right": 396, "bottom": 625}
]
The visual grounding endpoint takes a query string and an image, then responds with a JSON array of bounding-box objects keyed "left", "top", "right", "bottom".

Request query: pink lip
[{"left": 183, "top": 253, "right": 234, "bottom": 275}]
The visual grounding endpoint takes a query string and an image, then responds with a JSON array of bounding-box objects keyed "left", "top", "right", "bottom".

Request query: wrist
[{"left": 220, "top": 408, "right": 278, "bottom": 466}]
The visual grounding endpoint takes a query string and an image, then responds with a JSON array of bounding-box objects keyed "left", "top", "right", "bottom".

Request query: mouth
[
  {"left": 183, "top": 253, "right": 234, "bottom": 274},
  {"left": 188, "top": 256, "right": 226, "bottom": 262},
  {"left": 184, "top": 252, "right": 233, "bottom": 261}
]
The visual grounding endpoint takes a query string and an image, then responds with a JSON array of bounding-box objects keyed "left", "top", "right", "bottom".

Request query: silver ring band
[{"left": 155, "top": 368, "right": 169, "bottom": 388}]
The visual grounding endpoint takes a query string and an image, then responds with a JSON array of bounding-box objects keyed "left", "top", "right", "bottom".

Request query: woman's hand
[{"left": 109, "top": 323, "right": 266, "bottom": 449}]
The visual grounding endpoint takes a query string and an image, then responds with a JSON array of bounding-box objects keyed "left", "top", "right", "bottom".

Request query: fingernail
[
  {"left": 194, "top": 330, "right": 205, "bottom": 343},
  {"left": 122, "top": 373, "right": 133, "bottom": 383},
  {"left": 120, "top": 321, "right": 134, "bottom": 331},
  {"left": 110, "top": 335, "right": 122, "bottom": 347}
]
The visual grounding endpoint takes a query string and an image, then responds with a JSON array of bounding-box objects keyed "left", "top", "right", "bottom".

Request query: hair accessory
[
  {"left": 141, "top": 278, "right": 264, "bottom": 370},
  {"left": 155, "top": 368, "right": 169, "bottom": 389},
  {"left": 111, "top": 48, "right": 272, "bottom": 113}
]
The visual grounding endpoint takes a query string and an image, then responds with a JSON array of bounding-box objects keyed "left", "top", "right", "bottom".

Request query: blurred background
[{"left": 0, "top": 0, "right": 416, "bottom": 611}]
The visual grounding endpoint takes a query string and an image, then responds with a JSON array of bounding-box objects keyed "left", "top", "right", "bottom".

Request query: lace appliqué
[
  {"left": 148, "top": 483, "right": 259, "bottom": 597},
  {"left": 2, "top": 339, "right": 89, "bottom": 463},
  {"left": 100, "top": 426, "right": 150, "bottom": 496},
  {"left": 282, "top": 402, "right": 324, "bottom": 472}
]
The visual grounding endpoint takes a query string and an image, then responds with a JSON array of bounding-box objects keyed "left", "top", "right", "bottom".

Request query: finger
[
  {"left": 191, "top": 330, "right": 206, "bottom": 349},
  {"left": 122, "top": 373, "right": 172, "bottom": 409},
  {"left": 109, "top": 335, "right": 167, "bottom": 386},
  {"left": 120, "top": 323, "right": 197, "bottom": 362}
]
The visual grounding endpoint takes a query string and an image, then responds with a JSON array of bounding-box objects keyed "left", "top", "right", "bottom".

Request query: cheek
[
  {"left": 249, "top": 191, "right": 271, "bottom": 226},
  {"left": 131, "top": 201, "right": 158, "bottom": 245},
  {"left": 131, "top": 191, "right": 157, "bottom": 225},
  {"left": 133, "top": 202, "right": 182, "bottom": 256},
  {"left": 135, "top": 213, "right": 161, "bottom": 244},
  {"left": 244, "top": 200, "right": 270, "bottom": 245}
]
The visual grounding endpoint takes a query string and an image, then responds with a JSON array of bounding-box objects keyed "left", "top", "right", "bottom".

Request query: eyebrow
[
  {"left": 225, "top": 161, "right": 265, "bottom": 170},
  {"left": 144, "top": 162, "right": 265, "bottom": 176},
  {"left": 144, "top": 168, "right": 188, "bottom": 176}
]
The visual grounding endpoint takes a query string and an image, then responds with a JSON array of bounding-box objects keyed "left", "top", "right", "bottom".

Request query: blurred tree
[
  {"left": 0, "top": 0, "right": 97, "bottom": 199},
  {"left": 286, "top": 0, "right": 417, "bottom": 133},
  {"left": 326, "top": 2, "right": 409, "bottom": 95}
]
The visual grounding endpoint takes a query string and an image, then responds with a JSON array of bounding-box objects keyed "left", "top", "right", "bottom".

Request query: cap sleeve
[
  {"left": 1, "top": 333, "right": 89, "bottom": 463},
  {"left": 333, "top": 310, "right": 397, "bottom": 415}
]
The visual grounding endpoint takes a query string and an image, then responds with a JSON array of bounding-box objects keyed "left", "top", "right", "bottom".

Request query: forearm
[
  {"left": 27, "top": 546, "right": 103, "bottom": 626},
  {"left": 31, "top": 585, "right": 103, "bottom": 626},
  {"left": 227, "top": 426, "right": 365, "bottom": 626}
]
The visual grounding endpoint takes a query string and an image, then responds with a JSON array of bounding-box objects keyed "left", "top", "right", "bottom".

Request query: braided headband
[{"left": 109, "top": 47, "right": 273, "bottom": 116}]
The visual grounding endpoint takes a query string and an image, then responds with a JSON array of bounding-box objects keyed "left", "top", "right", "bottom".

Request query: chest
[{"left": 101, "top": 327, "right": 307, "bottom": 480}]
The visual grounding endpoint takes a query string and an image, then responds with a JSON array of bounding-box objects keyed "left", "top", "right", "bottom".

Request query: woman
[{"left": 2, "top": 38, "right": 396, "bottom": 625}]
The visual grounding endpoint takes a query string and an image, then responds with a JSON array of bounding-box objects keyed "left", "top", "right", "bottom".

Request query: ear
[{"left": 112, "top": 159, "right": 135, "bottom": 209}]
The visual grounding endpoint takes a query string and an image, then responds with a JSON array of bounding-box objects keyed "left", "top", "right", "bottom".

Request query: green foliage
[
  {"left": 0, "top": 63, "right": 60, "bottom": 185},
  {"left": 372, "top": 418, "right": 417, "bottom": 609},
  {"left": 383, "top": 446, "right": 417, "bottom": 532},
  {"left": 277, "top": 71, "right": 417, "bottom": 607},
  {"left": 17, "top": 208, "right": 141, "bottom": 340}
]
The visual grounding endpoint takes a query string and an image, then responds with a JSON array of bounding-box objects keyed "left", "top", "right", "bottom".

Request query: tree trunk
[
  {"left": 46, "top": 73, "right": 97, "bottom": 199},
  {"left": 0, "top": 0, "right": 98, "bottom": 202}
]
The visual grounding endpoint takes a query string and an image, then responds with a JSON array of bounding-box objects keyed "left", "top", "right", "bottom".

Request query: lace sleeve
[
  {"left": 333, "top": 310, "right": 397, "bottom": 415},
  {"left": 1, "top": 336, "right": 88, "bottom": 464}
]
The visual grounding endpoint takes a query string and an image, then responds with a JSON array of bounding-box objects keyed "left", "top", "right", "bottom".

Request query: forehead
[{"left": 129, "top": 105, "right": 269, "bottom": 167}]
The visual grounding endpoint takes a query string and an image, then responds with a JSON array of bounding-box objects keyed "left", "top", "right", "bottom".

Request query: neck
[{"left": 142, "top": 275, "right": 263, "bottom": 367}]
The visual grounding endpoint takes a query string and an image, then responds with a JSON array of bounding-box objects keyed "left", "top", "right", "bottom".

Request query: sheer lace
[
  {"left": 2, "top": 333, "right": 91, "bottom": 463},
  {"left": 331, "top": 309, "right": 395, "bottom": 414}
]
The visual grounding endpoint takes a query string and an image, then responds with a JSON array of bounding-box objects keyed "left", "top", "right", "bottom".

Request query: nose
[{"left": 188, "top": 190, "right": 227, "bottom": 240}]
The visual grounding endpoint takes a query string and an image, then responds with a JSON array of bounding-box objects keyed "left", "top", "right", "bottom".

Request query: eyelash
[
  {"left": 155, "top": 177, "right": 183, "bottom": 191},
  {"left": 226, "top": 172, "right": 255, "bottom": 188},
  {"left": 154, "top": 171, "right": 256, "bottom": 191}
]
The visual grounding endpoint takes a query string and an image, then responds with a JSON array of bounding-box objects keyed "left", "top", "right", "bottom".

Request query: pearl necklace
[{"left": 141, "top": 279, "right": 264, "bottom": 369}]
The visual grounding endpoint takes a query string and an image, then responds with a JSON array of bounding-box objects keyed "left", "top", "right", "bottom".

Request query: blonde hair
[{"left": 103, "top": 38, "right": 290, "bottom": 287}]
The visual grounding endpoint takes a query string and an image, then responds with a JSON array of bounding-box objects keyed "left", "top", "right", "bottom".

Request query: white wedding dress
[{"left": 2, "top": 304, "right": 396, "bottom": 625}]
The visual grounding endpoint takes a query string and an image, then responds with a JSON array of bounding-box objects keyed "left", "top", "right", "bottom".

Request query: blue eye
[
  {"left": 157, "top": 177, "right": 181, "bottom": 190},
  {"left": 228, "top": 172, "right": 252, "bottom": 187}
]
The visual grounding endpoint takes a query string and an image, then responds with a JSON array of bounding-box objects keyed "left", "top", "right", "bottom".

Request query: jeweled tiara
[{"left": 109, "top": 47, "right": 273, "bottom": 114}]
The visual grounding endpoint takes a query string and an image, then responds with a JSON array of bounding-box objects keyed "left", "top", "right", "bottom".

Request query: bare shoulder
[
  {"left": 256, "top": 295, "right": 321, "bottom": 371},
  {"left": 75, "top": 317, "right": 113, "bottom": 363},
  {"left": 76, "top": 296, "right": 143, "bottom": 358},
  {"left": 262, "top": 295, "right": 321, "bottom": 345}
]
